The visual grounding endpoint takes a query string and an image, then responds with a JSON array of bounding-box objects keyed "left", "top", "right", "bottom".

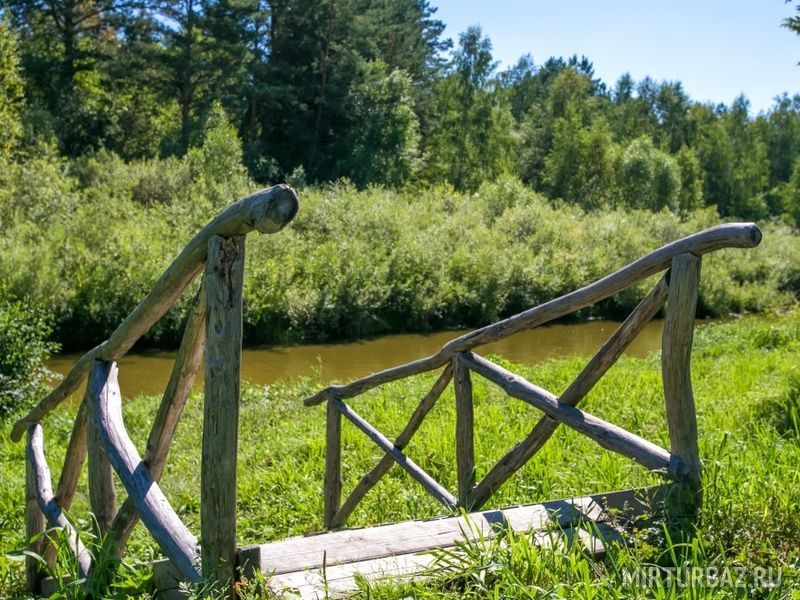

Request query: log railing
[
  {"left": 305, "top": 223, "right": 762, "bottom": 529},
  {"left": 15, "top": 185, "right": 298, "bottom": 598},
  {"left": 14, "top": 205, "right": 760, "bottom": 597}
]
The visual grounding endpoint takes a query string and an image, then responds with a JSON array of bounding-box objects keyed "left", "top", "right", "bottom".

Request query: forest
[{"left": 0, "top": 0, "right": 799, "bottom": 215}]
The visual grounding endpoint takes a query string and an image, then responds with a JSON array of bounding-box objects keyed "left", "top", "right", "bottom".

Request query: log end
[
  {"left": 747, "top": 222, "right": 763, "bottom": 247},
  {"left": 249, "top": 184, "right": 299, "bottom": 234}
]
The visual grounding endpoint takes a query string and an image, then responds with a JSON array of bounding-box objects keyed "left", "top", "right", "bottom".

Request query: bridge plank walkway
[{"left": 153, "top": 486, "right": 664, "bottom": 599}]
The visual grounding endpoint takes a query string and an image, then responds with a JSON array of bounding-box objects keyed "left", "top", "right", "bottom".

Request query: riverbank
[
  {"left": 1, "top": 313, "right": 798, "bottom": 597},
  {"left": 3, "top": 177, "right": 799, "bottom": 352},
  {"left": 46, "top": 319, "right": 669, "bottom": 399}
]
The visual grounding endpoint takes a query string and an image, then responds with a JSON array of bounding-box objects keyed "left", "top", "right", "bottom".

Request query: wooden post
[
  {"left": 88, "top": 378, "right": 117, "bottom": 537},
  {"left": 25, "top": 443, "right": 44, "bottom": 594},
  {"left": 662, "top": 253, "right": 702, "bottom": 516},
  {"left": 202, "top": 235, "right": 245, "bottom": 597},
  {"left": 324, "top": 400, "right": 342, "bottom": 529},
  {"left": 454, "top": 354, "right": 475, "bottom": 508}
]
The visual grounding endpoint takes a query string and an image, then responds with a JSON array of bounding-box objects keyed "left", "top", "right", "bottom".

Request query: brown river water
[{"left": 46, "top": 320, "right": 681, "bottom": 400}]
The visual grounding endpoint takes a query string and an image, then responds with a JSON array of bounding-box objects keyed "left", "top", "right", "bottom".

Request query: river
[{"left": 45, "top": 319, "right": 680, "bottom": 400}]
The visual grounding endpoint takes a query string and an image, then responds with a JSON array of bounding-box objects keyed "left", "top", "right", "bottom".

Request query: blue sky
[{"left": 431, "top": 0, "right": 799, "bottom": 114}]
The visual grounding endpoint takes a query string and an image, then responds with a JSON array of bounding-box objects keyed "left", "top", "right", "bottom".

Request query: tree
[
  {"left": 674, "top": 145, "right": 704, "bottom": 213},
  {"left": 6, "top": 0, "right": 139, "bottom": 154},
  {"left": 615, "top": 136, "right": 680, "bottom": 211},
  {"left": 339, "top": 62, "right": 420, "bottom": 187},
  {"left": 0, "top": 17, "right": 24, "bottom": 156},
  {"left": 543, "top": 112, "right": 616, "bottom": 209},
  {"left": 422, "top": 26, "right": 516, "bottom": 190}
]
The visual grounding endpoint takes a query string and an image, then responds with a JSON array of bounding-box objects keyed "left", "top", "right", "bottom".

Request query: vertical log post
[
  {"left": 202, "top": 235, "right": 245, "bottom": 598},
  {"left": 25, "top": 445, "right": 44, "bottom": 594},
  {"left": 662, "top": 252, "right": 702, "bottom": 518},
  {"left": 324, "top": 400, "right": 342, "bottom": 529},
  {"left": 454, "top": 353, "right": 475, "bottom": 508},
  {"left": 88, "top": 376, "right": 117, "bottom": 537}
]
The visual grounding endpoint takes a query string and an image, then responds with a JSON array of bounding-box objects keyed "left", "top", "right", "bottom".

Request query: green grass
[{"left": 1, "top": 313, "right": 799, "bottom": 598}]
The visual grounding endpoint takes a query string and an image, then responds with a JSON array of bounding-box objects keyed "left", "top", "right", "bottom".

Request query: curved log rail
[
  {"left": 17, "top": 185, "right": 298, "bottom": 598},
  {"left": 309, "top": 223, "right": 761, "bottom": 528},
  {"left": 14, "top": 208, "right": 759, "bottom": 597}
]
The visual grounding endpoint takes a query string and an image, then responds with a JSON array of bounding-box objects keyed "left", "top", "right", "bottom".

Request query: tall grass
[{"left": 1, "top": 313, "right": 799, "bottom": 597}]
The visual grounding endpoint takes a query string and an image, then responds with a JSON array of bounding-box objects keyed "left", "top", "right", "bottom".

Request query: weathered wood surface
[
  {"left": 331, "top": 364, "right": 453, "bottom": 528},
  {"left": 453, "top": 354, "right": 475, "bottom": 507},
  {"left": 88, "top": 374, "right": 117, "bottom": 536},
  {"left": 109, "top": 284, "right": 207, "bottom": 555},
  {"left": 38, "top": 399, "right": 89, "bottom": 570},
  {"left": 262, "top": 523, "right": 620, "bottom": 599},
  {"left": 153, "top": 486, "right": 661, "bottom": 599},
  {"left": 469, "top": 275, "right": 670, "bottom": 509},
  {"left": 461, "top": 352, "right": 683, "bottom": 479},
  {"left": 334, "top": 399, "right": 458, "bottom": 510},
  {"left": 662, "top": 253, "right": 702, "bottom": 498},
  {"left": 304, "top": 223, "right": 760, "bottom": 407},
  {"left": 25, "top": 442, "right": 45, "bottom": 594},
  {"left": 324, "top": 398, "right": 342, "bottom": 529},
  {"left": 54, "top": 399, "right": 88, "bottom": 510},
  {"left": 26, "top": 423, "right": 92, "bottom": 578},
  {"left": 12, "top": 184, "right": 298, "bottom": 442},
  {"left": 202, "top": 235, "right": 245, "bottom": 596},
  {"left": 91, "top": 360, "right": 202, "bottom": 583}
]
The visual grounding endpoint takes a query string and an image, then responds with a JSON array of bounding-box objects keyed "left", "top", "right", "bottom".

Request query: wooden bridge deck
[{"left": 153, "top": 486, "right": 664, "bottom": 599}]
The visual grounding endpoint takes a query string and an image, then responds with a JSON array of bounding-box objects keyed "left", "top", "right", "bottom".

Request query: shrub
[{"left": 0, "top": 300, "right": 58, "bottom": 416}]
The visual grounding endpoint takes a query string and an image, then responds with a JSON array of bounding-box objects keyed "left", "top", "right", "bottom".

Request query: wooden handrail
[
  {"left": 460, "top": 352, "right": 684, "bottom": 479},
  {"left": 26, "top": 423, "right": 93, "bottom": 578},
  {"left": 468, "top": 274, "right": 670, "bottom": 509},
  {"left": 11, "top": 185, "right": 299, "bottom": 442},
  {"left": 90, "top": 360, "right": 202, "bottom": 583},
  {"left": 334, "top": 399, "right": 458, "bottom": 510},
  {"left": 303, "top": 222, "right": 761, "bottom": 407},
  {"left": 330, "top": 364, "right": 454, "bottom": 528},
  {"left": 109, "top": 284, "right": 207, "bottom": 554}
]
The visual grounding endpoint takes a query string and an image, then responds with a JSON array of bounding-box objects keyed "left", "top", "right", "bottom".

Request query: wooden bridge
[{"left": 11, "top": 185, "right": 763, "bottom": 598}]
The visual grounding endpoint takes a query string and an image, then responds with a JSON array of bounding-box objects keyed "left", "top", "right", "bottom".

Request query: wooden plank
[
  {"left": 88, "top": 379, "right": 117, "bottom": 537},
  {"left": 266, "top": 526, "right": 623, "bottom": 600},
  {"left": 332, "top": 364, "right": 453, "bottom": 528},
  {"left": 245, "top": 489, "right": 636, "bottom": 576},
  {"left": 202, "top": 234, "right": 245, "bottom": 597},
  {"left": 91, "top": 360, "right": 202, "bottom": 583},
  {"left": 154, "top": 487, "right": 662, "bottom": 598},
  {"left": 303, "top": 223, "right": 761, "bottom": 407},
  {"left": 469, "top": 275, "right": 669, "bottom": 509},
  {"left": 461, "top": 353, "right": 681, "bottom": 478},
  {"left": 453, "top": 354, "right": 475, "bottom": 507},
  {"left": 109, "top": 283, "right": 207, "bottom": 556},
  {"left": 25, "top": 440, "right": 44, "bottom": 594},
  {"left": 12, "top": 184, "right": 298, "bottom": 442},
  {"left": 26, "top": 423, "right": 92, "bottom": 578},
  {"left": 324, "top": 399, "right": 342, "bottom": 529},
  {"left": 662, "top": 253, "right": 702, "bottom": 506},
  {"left": 335, "top": 399, "right": 457, "bottom": 510}
]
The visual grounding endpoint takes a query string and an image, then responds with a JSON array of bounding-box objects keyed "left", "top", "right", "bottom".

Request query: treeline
[{"left": 1, "top": 1, "right": 800, "bottom": 220}]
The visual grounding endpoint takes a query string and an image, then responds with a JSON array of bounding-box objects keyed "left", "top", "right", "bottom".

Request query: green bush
[
  {"left": 1, "top": 145, "right": 799, "bottom": 351},
  {"left": 0, "top": 300, "right": 58, "bottom": 416}
]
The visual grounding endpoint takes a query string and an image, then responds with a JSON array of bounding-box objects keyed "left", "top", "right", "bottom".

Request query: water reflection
[{"left": 47, "top": 320, "right": 668, "bottom": 399}]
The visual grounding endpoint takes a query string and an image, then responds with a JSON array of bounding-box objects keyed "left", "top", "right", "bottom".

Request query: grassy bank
[
  {"left": 1, "top": 313, "right": 799, "bottom": 597},
  {"left": 2, "top": 156, "right": 800, "bottom": 351}
]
